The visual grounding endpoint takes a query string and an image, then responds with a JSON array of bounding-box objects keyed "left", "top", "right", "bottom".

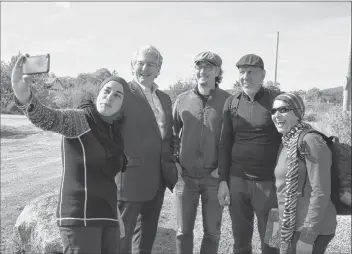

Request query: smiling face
[
  {"left": 132, "top": 52, "right": 161, "bottom": 87},
  {"left": 96, "top": 81, "right": 124, "bottom": 116},
  {"left": 271, "top": 100, "right": 300, "bottom": 134},
  {"left": 194, "top": 61, "right": 219, "bottom": 88},
  {"left": 238, "top": 66, "right": 265, "bottom": 95}
]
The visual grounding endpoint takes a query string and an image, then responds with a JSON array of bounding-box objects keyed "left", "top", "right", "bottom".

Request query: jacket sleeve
[
  {"left": 299, "top": 133, "right": 333, "bottom": 244},
  {"left": 218, "top": 96, "right": 234, "bottom": 182},
  {"left": 15, "top": 91, "right": 90, "bottom": 138},
  {"left": 172, "top": 96, "right": 182, "bottom": 158}
]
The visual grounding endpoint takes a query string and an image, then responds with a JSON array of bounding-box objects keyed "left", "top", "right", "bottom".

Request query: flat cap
[
  {"left": 194, "top": 51, "right": 222, "bottom": 67},
  {"left": 236, "top": 54, "right": 264, "bottom": 69}
]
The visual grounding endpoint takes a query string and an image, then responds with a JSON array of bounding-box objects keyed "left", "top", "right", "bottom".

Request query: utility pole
[
  {"left": 343, "top": 28, "right": 351, "bottom": 111},
  {"left": 274, "top": 31, "right": 280, "bottom": 86}
]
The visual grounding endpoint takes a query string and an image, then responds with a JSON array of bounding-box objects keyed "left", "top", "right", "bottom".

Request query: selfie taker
[{"left": 12, "top": 54, "right": 128, "bottom": 254}]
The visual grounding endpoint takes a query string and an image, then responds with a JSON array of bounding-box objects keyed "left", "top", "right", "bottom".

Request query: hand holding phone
[
  {"left": 11, "top": 55, "right": 41, "bottom": 105},
  {"left": 22, "top": 54, "right": 50, "bottom": 75}
]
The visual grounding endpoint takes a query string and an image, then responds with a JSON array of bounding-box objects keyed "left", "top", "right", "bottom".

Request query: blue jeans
[
  {"left": 175, "top": 173, "right": 223, "bottom": 254},
  {"left": 228, "top": 176, "right": 279, "bottom": 254}
]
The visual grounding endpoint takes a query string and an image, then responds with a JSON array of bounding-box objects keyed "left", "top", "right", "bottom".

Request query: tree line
[{"left": 1, "top": 53, "right": 343, "bottom": 114}]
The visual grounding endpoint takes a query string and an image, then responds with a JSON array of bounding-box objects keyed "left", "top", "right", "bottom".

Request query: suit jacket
[{"left": 115, "top": 81, "right": 178, "bottom": 202}]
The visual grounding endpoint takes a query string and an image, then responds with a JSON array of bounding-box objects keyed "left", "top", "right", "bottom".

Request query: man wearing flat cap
[
  {"left": 218, "top": 54, "right": 281, "bottom": 254},
  {"left": 172, "top": 51, "right": 231, "bottom": 254}
]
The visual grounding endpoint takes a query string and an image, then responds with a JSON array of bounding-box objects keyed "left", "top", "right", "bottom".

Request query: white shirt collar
[{"left": 133, "top": 79, "right": 159, "bottom": 94}]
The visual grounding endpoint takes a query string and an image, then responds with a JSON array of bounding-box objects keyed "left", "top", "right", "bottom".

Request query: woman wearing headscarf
[
  {"left": 270, "top": 93, "right": 337, "bottom": 254},
  {"left": 11, "top": 55, "right": 128, "bottom": 254}
]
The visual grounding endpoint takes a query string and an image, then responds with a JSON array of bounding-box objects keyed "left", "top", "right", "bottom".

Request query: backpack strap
[
  {"left": 267, "top": 87, "right": 273, "bottom": 105},
  {"left": 296, "top": 129, "right": 331, "bottom": 196},
  {"left": 229, "top": 91, "right": 242, "bottom": 115}
]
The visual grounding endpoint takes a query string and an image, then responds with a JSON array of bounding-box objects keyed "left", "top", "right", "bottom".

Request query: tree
[
  {"left": 94, "top": 68, "right": 112, "bottom": 83},
  {"left": 75, "top": 68, "right": 113, "bottom": 86},
  {"left": 264, "top": 80, "right": 281, "bottom": 93},
  {"left": 229, "top": 81, "right": 242, "bottom": 95},
  {"left": 59, "top": 76, "right": 76, "bottom": 89},
  {"left": 166, "top": 78, "right": 195, "bottom": 104},
  {"left": 306, "top": 87, "right": 323, "bottom": 102},
  {"left": 111, "top": 70, "right": 119, "bottom": 77}
]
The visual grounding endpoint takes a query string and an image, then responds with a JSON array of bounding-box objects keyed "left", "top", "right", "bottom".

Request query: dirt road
[{"left": 1, "top": 115, "right": 63, "bottom": 251}]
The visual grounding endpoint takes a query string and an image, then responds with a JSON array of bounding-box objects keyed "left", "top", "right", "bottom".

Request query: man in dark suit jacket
[{"left": 115, "top": 45, "right": 178, "bottom": 254}]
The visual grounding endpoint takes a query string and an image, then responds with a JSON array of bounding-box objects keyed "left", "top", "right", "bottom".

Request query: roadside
[{"left": 1, "top": 114, "right": 350, "bottom": 253}]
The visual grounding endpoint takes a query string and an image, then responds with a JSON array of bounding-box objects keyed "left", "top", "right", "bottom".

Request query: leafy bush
[
  {"left": 165, "top": 78, "right": 195, "bottom": 105},
  {"left": 55, "top": 82, "right": 97, "bottom": 109},
  {"left": 304, "top": 112, "right": 318, "bottom": 122},
  {"left": 309, "top": 104, "right": 351, "bottom": 146}
]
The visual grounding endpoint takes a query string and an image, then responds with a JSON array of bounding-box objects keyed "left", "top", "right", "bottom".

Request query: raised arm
[{"left": 12, "top": 55, "right": 90, "bottom": 138}]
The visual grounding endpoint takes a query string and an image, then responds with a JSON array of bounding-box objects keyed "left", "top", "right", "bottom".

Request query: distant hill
[
  {"left": 226, "top": 86, "right": 344, "bottom": 95},
  {"left": 321, "top": 86, "right": 343, "bottom": 95}
]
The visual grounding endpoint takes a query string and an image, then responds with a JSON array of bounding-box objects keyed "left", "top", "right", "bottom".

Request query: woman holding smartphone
[{"left": 12, "top": 55, "right": 128, "bottom": 254}]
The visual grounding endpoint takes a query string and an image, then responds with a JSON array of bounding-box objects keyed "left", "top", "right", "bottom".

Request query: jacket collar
[
  {"left": 193, "top": 85, "right": 218, "bottom": 98},
  {"left": 241, "top": 86, "right": 265, "bottom": 101},
  {"left": 132, "top": 79, "right": 159, "bottom": 94}
]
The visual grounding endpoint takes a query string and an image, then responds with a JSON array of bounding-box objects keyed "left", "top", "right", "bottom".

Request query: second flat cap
[{"left": 236, "top": 54, "right": 264, "bottom": 69}]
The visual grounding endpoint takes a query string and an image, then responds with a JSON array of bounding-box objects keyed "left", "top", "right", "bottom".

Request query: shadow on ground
[
  {"left": 152, "top": 227, "right": 177, "bottom": 254},
  {"left": 1, "top": 130, "right": 39, "bottom": 139}
]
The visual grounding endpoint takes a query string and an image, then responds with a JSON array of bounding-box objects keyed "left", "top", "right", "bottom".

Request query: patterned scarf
[{"left": 280, "top": 121, "right": 312, "bottom": 251}]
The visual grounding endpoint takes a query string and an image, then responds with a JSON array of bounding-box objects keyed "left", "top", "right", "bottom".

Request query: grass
[{"left": 1, "top": 105, "right": 351, "bottom": 253}]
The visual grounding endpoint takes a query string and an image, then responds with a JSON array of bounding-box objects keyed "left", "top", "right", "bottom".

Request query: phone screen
[{"left": 23, "top": 54, "right": 50, "bottom": 75}]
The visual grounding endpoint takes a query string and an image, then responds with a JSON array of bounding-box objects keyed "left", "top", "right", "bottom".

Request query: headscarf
[
  {"left": 78, "top": 76, "right": 129, "bottom": 173},
  {"left": 274, "top": 92, "right": 305, "bottom": 121}
]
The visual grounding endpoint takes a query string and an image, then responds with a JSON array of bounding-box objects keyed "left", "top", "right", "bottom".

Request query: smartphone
[{"left": 22, "top": 54, "right": 50, "bottom": 75}]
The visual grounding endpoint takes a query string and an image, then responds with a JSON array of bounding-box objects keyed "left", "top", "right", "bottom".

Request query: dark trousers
[
  {"left": 118, "top": 184, "right": 166, "bottom": 254},
  {"left": 175, "top": 174, "right": 224, "bottom": 254},
  {"left": 228, "top": 176, "right": 279, "bottom": 254},
  {"left": 59, "top": 225, "right": 120, "bottom": 254},
  {"left": 289, "top": 232, "right": 335, "bottom": 254}
]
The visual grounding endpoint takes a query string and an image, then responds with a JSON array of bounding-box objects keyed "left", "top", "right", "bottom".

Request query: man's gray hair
[{"left": 131, "top": 45, "right": 163, "bottom": 67}]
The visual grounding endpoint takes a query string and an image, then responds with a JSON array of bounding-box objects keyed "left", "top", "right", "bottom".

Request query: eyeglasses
[
  {"left": 135, "top": 61, "right": 159, "bottom": 68},
  {"left": 270, "top": 106, "right": 295, "bottom": 115}
]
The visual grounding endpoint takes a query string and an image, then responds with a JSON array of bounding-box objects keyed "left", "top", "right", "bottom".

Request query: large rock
[{"left": 8, "top": 192, "right": 62, "bottom": 254}]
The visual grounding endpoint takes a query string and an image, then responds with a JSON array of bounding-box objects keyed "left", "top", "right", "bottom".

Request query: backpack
[{"left": 297, "top": 129, "right": 351, "bottom": 215}]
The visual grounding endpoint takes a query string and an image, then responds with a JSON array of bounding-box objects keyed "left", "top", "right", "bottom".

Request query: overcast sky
[{"left": 1, "top": 1, "right": 350, "bottom": 91}]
